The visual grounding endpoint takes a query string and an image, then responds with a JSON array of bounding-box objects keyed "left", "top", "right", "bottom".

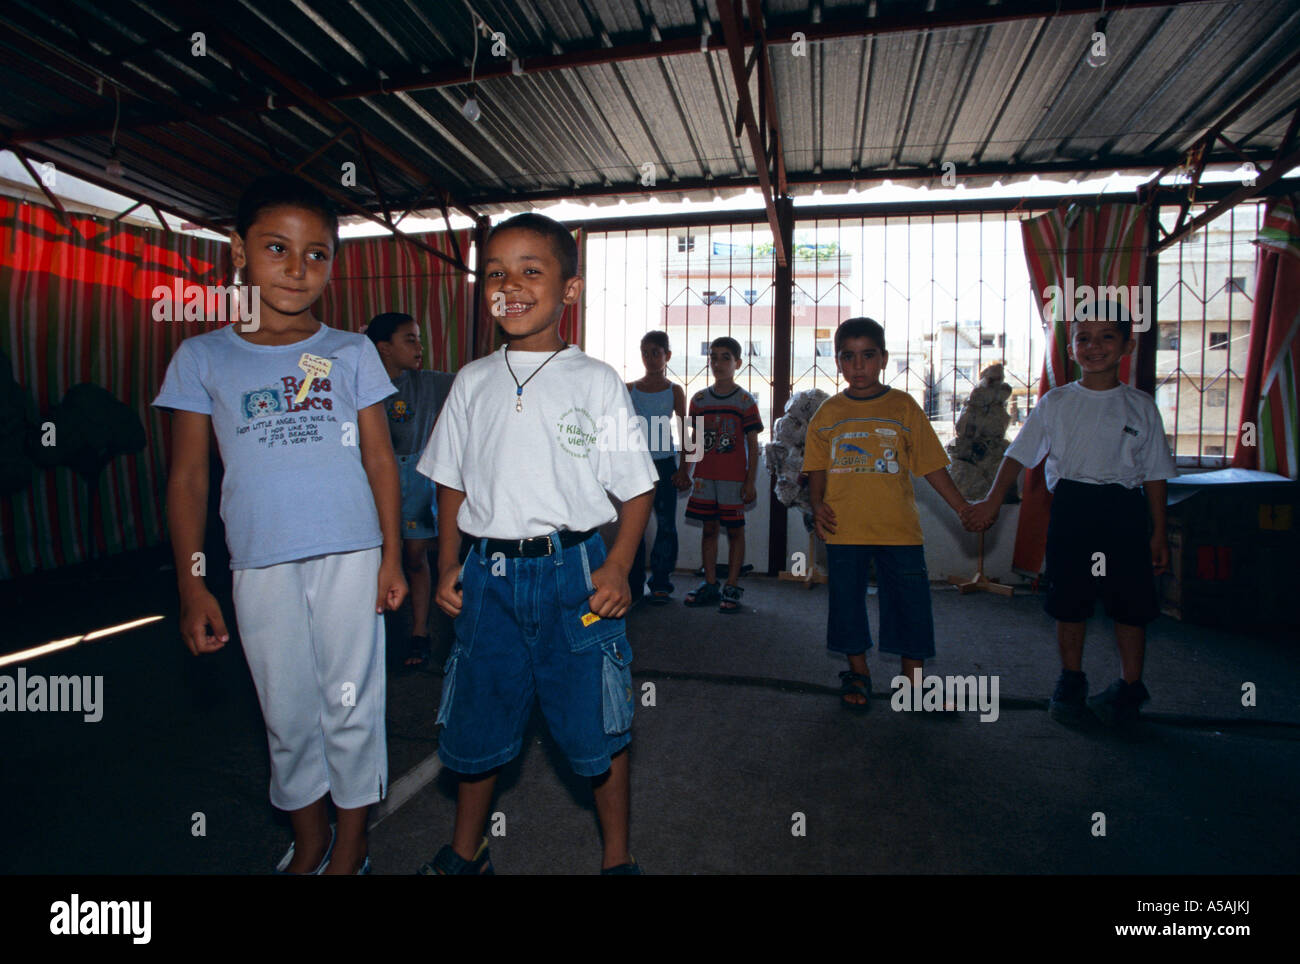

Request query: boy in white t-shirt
[
  {"left": 965, "top": 305, "right": 1176, "bottom": 725},
  {"left": 415, "top": 213, "right": 656, "bottom": 874}
]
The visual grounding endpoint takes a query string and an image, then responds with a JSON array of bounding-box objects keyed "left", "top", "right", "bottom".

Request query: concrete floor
[{"left": 2, "top": 550, "right": 1296, "bottom": 874}]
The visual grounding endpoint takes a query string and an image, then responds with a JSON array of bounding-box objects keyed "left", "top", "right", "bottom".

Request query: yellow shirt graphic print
[
  {"left": 803, "top": 389, "right": 949, "bottom": 546},
  {"left": 830, "top": 428, "right": 902, "bottom": 475}
]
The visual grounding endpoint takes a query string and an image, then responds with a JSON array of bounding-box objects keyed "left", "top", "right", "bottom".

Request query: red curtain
[
  {"left": 0, "top": 199, "right": 479, "bottom": 579},
  {"left": 1232, "top": 197, "right": 1299, "bottom": 478}
]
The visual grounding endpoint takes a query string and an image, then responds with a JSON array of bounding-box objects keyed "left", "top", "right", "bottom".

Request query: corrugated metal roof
[{"left": 1, "top": 0, "right": 1296, "bottom": 226}]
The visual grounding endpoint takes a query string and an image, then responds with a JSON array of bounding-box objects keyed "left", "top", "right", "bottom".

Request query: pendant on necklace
[{"left": 515, "top": 387, "right": 523, "bottom": 413}]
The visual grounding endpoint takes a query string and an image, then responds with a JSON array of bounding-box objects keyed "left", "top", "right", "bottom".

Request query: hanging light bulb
[
  {"left": 1086, "top": 15, "right": 1109, "bottom": 68},
  {"left": 105, "top": 146, "right": 123, "bottom": 178},
  {"left": 461, "top": 94, "right": 481, "bottom": 123}
]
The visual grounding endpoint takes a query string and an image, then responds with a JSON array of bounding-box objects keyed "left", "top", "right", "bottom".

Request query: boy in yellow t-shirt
[{"left": 803, "top": 317, "right": 975, "bottom": 711}]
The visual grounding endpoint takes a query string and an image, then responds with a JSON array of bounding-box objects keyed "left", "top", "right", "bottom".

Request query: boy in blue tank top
[{"left": 626, "top": 331, "right": 688, "bottom": 603}]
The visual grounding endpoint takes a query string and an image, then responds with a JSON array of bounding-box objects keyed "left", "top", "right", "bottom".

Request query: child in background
[
  {"left": 803, "top": 317, "right": 974, "bottom": 711},
  {"left": 677, "top": 336, "right": 762, "bottom": 613},
  {"left": 627, "top": 330, "right": 687, "bottom": 604},
  {"left": 366, "top": 312, "right": 455, "bottom": 669},
  {"left": 153, "top": 174, "right": 406, "bottom": 874},
  {"left": 417, "top": 213, "right": 655, "bottom": 874},
  {"left": 964, "top": 304, "right": 1175, "bottom": 725}
]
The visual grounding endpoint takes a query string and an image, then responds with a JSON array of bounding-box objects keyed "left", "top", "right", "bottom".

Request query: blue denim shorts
[
  {"left": 398, "top": 455, "right": 436, "bottom": 540},
  {"left": 825, "top": 544, "right": 936, "bottom": 660},
  {"left": 435, "top": 532, "right": 634, "bottom": 777}
]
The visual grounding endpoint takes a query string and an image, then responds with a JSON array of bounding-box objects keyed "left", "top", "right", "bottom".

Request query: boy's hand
[
  {"left": 962, "top": 499, "right": 999, "bottom": 532},
  {"left": 376, "top": 557, "right": 408, "bottom": 613},
  {"left": 178, "top": 588, "right": 230, "bottom": 655},
  {"left": 812, "top": 502, "right": 837, "bottom": 541},
  {"left": 588, "top": 560, "right": 632, "bottom": 619},
  {"left": 742, "top": 480, "right": 756, "bottom": 504},
  {"left": 435, "top": 565, "right": 463, "bottom": 618},
  {"left": 671, "top": 468, "right": 691, "bottom": 491},
  {"left": 1150, "top": 533, "right": 1169, "bottom": 576}
]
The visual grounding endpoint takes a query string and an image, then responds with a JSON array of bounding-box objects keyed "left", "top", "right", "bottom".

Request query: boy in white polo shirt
[
  {"left": 415, "top": 213, "right": 656, "bottom": 874},
  {"left": 965, "top": 304, "right": 1176, "bottom": 725}
]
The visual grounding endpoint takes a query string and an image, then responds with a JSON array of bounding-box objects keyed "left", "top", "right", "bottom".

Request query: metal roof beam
[
  {"left": 465, "top": 152, "right": 1282, "bottom": 206},
  {"left": 10, "top": 1, "right": 1216, "bottom": 147},
  {"left": 1152, "top": 143, "right": 1300, "bottom": 252},
  {"left": 747, "top": 0, "right": 787, "bottom": 196},
  {"left": 717, "top": 0, "right": 786, "bottom": 266},
  {"left": 166, "top": 11, "right": 480, "bottom": 222}
]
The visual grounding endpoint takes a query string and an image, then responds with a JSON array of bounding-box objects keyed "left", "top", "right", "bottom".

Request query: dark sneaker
[
  {"left": 1048, "top": 669, "right": 1088, "bottom": 723},
  {"left": 601, "top": 859, "right": 643, "bottom": 875},
  {"left": 416, "top": 837, "right": 494, "bottom": 875},
  {"left": 1088, "top": 678, "right": 1150, "bottom": 726}
]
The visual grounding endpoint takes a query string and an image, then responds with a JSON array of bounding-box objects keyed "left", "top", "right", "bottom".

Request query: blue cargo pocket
[
  {"left": 435, "top": 649, "right": 459, "bottom": 727},
  {"left": 453, "top": 553, "right": 488, "bottom": 657},
  {"left": 600, "top": 637, "right": 635, "bottom": 735}
]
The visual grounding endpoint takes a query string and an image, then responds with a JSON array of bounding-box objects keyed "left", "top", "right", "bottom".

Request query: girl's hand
[
  {"left": 589, "top": 561, "right": 632, "bottom": 619},
  {"left": 376, "top": 557, "right": 408, "bottom": 613},
  {"left": 435, "top": 565, "right": 463, "bottom": 618},
  {"left": 742, "top": 481, "right": 756, "bottom": 504},
  {"left": 178, "top": 588, "right": 230, "bottom": 655},
  {"left": 672, "top": 469, "right": 691, "bottom": 491}
]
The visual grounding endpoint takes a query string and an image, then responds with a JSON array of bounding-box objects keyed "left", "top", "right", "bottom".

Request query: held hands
[
  {"left": 376, "top": 557, "right": 409, "bottom": 614},
  {"left": 671, "top": 468, "right": 692, "bottom": 491},
  {"left": 435, "top": 564, "right": 462, "bottom": 618},
  {"left": 178, "top": 588, "right": 230, "bottom": 655},
  {"left": 961, "top": 499, "right": 1000, "bottom": 533},
  {"left": 589, "top": 560, "right": 632, "bottom": 619}
]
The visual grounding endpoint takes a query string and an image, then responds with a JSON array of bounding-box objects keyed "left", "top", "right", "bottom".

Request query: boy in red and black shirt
[{"left": 675, "top": 336, "right": 763, "bottom": 613}]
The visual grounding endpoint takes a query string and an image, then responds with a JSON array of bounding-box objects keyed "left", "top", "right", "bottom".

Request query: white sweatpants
[{"left": 232, "top": 547, "right": 387, "bottom": 811}]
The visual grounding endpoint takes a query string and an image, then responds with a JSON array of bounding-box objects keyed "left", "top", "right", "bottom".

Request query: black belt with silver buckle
[{"left": 476, "top": 528, "right": 597, "bottom": 558}]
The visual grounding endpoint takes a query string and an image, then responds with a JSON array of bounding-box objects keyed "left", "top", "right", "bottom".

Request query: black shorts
[{"left": 1044, "top": 479, "right": 1159, "bottom": 626}]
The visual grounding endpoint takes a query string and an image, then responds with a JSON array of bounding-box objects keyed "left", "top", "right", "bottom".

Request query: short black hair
[
  {"left": 710, "top": 336, "right": 743, "bottom": 360},
  {"left": 1071, "top": 299, "right": 1133, "bottom": 342},
  {"left": 235, "top": 174, "right": 340, "bottom": 251},
  {"left": 487, "top": 212, "right": 579, "bottom": 279},
  {"left": 641, "top": 330, "right": 670, "bottom": 351},
  {"left": 835, "top": 317, "right": 886, "bottom": 353},
  {"left": 365, "top": 312, "right": 415, "bottom": 345}
]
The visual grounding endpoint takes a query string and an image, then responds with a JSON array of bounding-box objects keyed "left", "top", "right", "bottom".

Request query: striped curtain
[
  {"left": 0, "top": 198, "right": 229, "bottom": 579},
  {"left": 321, "top": 228, "right": 474, "bottom": 370},
  {"left": 1014, "top": 203, "right": 1150, "bottom": 574},
  {"left": 0, "top": 198, "right": 479, "bottom": 579},
  {"left": 1232, "top": 197, "right": 1300, "bottom": 478}
]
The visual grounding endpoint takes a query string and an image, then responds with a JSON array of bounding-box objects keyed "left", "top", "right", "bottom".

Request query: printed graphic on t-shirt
[
  {"left": 236, "top": 369, "right": 340, "bottom": 448},
  {"left": 829, "top": 425, "right": 901, "bottom": 475},
  {"left": 388, "top": 398, "right": 412, "bottom": 423},
  {"left": 556, "top": 407, "right": 598, "bottom": 458}
]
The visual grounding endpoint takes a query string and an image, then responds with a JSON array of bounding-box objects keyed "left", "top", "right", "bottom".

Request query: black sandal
[
  {"left": 718, "top": 584, "right": 744, "bottom": 613},
  {"left": 683, "top": 581, "right": 722, "bottom": 607},
  {"left": 403, "top": 635, "right": 432, "bottom": 670},
  {"left": 839, "top": 671, "right": 872, "bottom": 712}
]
